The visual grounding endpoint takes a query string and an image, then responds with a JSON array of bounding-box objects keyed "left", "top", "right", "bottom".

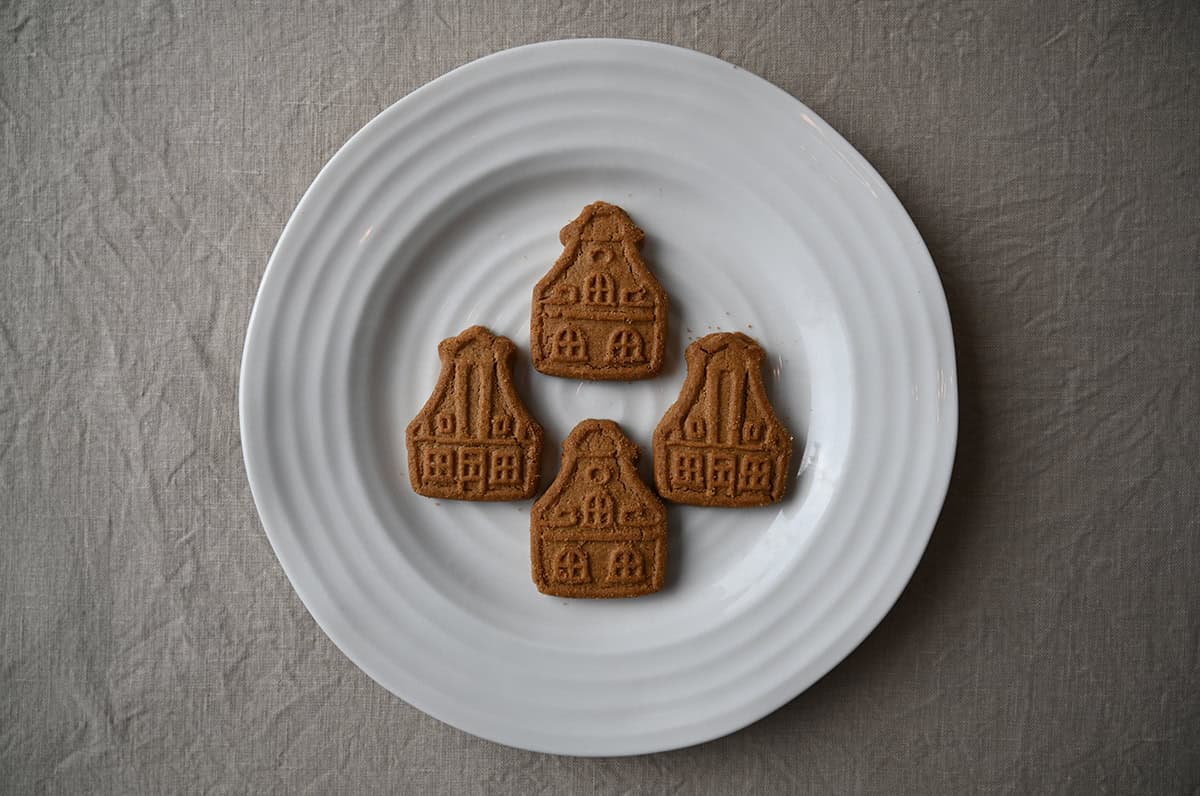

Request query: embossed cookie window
[
  {"left": 608, "top": 547, "right": 645, "bottom": 583},
  {"left": 583, "top": 492, "right": 614, "bottom": 527},
  {"left": 458, "top": 449, "right": 484, "bottom": 480},
  {"left": 553, "top": 326, "right": 588, "bottom": 361},
  {"left": 554, "top": 547, "right": 590, "bottom": 583},
  {"left": 742, "top": 420, "right": 764, "bottom": 443},
  {"left": 710, "top": 455, "right": 736, "bottom": 491},
  {"left": 584, "top": 273, "right": 615, "bottom": 305},
  {"left": 607, "top": 329, "right": 645, "bottom": 364},
  {"left": 435, "top": 412, "right": 456, "bottom": 435},
  {"left": 738, "top": 454, "right": 772, "bottom": 491},
  {"left": 671, "top": 450, "right": 705, "bottom": 489},
  {"left": 489, "top": 449, "right": 520, "bottom": 485},
  {"left": 423, "top": 448, "right": 455, "bottom": 482},
  {"left": 491, "top": 414, "right": 513, "bottom": 437}
]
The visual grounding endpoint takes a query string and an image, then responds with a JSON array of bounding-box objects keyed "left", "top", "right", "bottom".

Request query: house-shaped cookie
[
  {"left": 532, "top": 420, "right": 667, "bottom": 597},
  {"left": 653, "top": 333, "right": 793, "bottom": 507},
  {"left": 407, "top": 326, "right": 543, "bottom": 501},
  {"left": 530, "top": 202, "right": 668, "bottom": 380}
]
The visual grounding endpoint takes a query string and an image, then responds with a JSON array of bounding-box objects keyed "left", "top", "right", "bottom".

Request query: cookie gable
[
  {"left": 406, "top": 326, "right": 543, "bottom": 501},
  {"left": 531, "top": 202, "right": 668, "bottom": 380}
]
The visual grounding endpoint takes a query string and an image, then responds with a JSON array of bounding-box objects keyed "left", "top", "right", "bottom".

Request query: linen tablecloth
[{"left": 3, "top": 0, "right": 1197, "bottom": 791}]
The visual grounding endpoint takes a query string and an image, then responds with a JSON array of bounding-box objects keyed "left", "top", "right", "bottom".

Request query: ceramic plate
[{"left": 240, "top": 39, "right": 957, "bottom": 756}]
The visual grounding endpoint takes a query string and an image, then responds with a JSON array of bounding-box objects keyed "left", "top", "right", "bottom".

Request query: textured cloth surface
[{"left": 2, "top": 0, "right": 1198, "bottom": 792}]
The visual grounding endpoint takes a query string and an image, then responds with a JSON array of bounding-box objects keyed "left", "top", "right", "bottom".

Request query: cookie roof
[{"left": 558, "top": 201, "right": 646, "bottom": 246}]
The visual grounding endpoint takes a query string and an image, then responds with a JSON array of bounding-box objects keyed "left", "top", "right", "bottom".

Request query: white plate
[{"left": 240, "top": 39, "right": 957, "bottom": 756}]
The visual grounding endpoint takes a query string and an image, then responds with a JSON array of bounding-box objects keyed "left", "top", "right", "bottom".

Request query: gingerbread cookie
[
  {"left": 407, "top": 326, "right": 543, "bottom": 501},
  {"left": 532, "top": 420, "right": 667, "bottom": 597},
  {"left": 530, "top": 202, "right": 668, "bottom": 380},
  {"left": 653, "top": 333, "right": 792, "bottom": 507}
]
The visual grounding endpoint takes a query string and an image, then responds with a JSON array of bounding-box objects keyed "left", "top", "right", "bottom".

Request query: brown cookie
[
  {"left": 530, "top": 202, "right": 668, "bottom": 380},
  {"left": 407, "top": 326, "right": 544, "bottom": 501},
  {"left": 532, "top": 420, "right": 667, "bottom": 598},
  {"left": 653, "top": 333, "right": 793, "bottom": 507}
]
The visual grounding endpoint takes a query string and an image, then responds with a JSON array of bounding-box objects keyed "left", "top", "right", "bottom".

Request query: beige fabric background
[{"left": 3, "top": 0, "right": 1198, "bottom": 792}]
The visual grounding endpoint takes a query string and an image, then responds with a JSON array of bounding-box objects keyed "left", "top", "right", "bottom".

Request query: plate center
[{"left": 350, "top": 158, "right": 850, "bottom": 649}]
